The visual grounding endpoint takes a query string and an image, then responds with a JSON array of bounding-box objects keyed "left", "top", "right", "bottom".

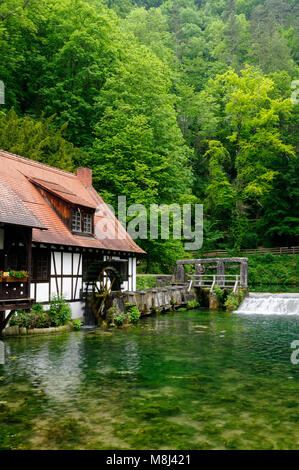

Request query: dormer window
[
  {"left": 72, "top": 209, "right": 82, "bottom": 232},
  {"left": 72, "top": 209, "right": 93, "bottom": 235},
  {"left": 83, "top": 213, "right": 92, "bottom": 233}
]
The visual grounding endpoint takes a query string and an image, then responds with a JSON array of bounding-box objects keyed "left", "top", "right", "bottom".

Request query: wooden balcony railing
[{"left": 0, "top": 279, "right": 30, "bottom": 302}]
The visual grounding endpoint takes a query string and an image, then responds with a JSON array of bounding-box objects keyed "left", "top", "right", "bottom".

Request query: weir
[{"left": 235, "top": 293, "right": 299, "bottom": 315}]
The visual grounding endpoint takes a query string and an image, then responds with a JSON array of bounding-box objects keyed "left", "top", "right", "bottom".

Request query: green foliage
[
  {"left": 186, "top": 299, "right": 200, "bottom": 309},
  {"left": 49, "top": 296, "right": 72, "bottom": 327},
  {"left": 125, "top": 303, "right": 141, "bottom": 323},
  {"left": 0, "top": 0, "right": 297, "bottom": 271},
  {"left": 9, "top": 309, "right": 51, "bottom": 329},
  {"left": 224, "top": 293, "right": 240, "bottom": 311},
  {"left": 114, "top": 313, "right": 125, "bottom": 326},
  {"left": 214, "top": 285, "right": 224, "bottom": 301},
  {"left": 136, "top": 275, "right": 156, "bottom": 290},
  {"left": 0, "top": 109, "right": 78, "bottom": 171},
  {"left": 72, "top": 319, "right": 82, "bottom": 331},
  {"left": 36, "top": 312, "right": 51, "bottom": 329},
  {"left": 31, "top": 303, "right": 45, "bottom": 314},
  {"left": 200, "top": 66, "right": 295, "bottom": 249},
  {"left": 248, "top": 254, "right": 298, "bottom": 286}
]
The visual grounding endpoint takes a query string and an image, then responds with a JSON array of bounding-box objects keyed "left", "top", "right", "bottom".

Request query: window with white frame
[
  {"left": 72, "top": 209, "right": 93, "bottom": 234},
  {"left": 72, "top": 209, "right": 82, "bottom": 232}
]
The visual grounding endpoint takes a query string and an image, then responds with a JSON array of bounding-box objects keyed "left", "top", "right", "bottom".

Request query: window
[
  {"left": 32, "top": 250, "right": 50, "bottom": 282},
  {"left": 83, "top": 214, "right": 92, "bottom": 233},
  {"left": 72, "top": 209, "right": 81, "bottom": 232},
  {"left": 7, "top": 247, "right": 27, "bottom": 271},
  {"left": 72, "top": 209, "right": 93, "bottom": 234}
]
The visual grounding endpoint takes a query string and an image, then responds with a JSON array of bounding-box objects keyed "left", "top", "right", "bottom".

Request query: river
[{"left": 0, "top": 308, "right": 298, "bottom": 450}]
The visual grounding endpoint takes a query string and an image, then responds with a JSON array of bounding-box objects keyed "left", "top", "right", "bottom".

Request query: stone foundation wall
[
  {"left": 2, "top": 324, "right": 73, "bottom": 337},
  {"left": 110, "top": 285, "right": 197, "bottom": 316}
]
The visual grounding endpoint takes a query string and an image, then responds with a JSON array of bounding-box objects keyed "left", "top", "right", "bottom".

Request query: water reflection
[{"left": 0, "top": 311, "right": 298, "bottom": 450}]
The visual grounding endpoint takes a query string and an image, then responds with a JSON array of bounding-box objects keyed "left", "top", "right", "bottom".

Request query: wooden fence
[{"left": 196, "top": 246, "right": 299, "bottom": 258}]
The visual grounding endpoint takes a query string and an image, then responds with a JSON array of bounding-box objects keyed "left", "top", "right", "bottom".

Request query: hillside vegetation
[{"left": 0, "top": 0, "right": 298, "bottom": 271}]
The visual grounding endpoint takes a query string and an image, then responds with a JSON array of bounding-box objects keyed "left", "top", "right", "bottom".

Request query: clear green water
[{"left": 0, "top": 310, "right": 298, "bottom": 450}]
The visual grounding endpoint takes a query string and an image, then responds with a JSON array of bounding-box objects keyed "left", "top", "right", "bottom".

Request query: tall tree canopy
[{"left": 0, "top": 0, "right": 297, "bottom": 267}]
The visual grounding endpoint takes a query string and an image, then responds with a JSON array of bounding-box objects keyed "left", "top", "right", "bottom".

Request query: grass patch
[{"left": 136, "top": 275, "right": 156, "bottom": 290}]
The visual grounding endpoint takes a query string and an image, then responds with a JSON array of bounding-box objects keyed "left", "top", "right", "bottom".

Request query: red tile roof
[
  {"left": 0, "top": 181, "right": 46, "bottom": 229},
  {"left": 29, "top": 177, "right": 98, "bottom": 209},
  {"left": 0, "top": 150, "right": 145, "bottom": 254}
]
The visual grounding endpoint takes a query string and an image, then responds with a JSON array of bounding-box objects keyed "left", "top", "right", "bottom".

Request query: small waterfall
[{"left": 235, "top": 293, "right": 299, "bottom": 315}]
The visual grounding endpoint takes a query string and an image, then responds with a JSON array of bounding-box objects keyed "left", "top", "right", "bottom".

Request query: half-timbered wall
[{"left": 30, "top": 248, "right": 137, "bottom": 319}]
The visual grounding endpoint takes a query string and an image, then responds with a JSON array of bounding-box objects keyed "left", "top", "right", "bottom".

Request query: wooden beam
[{"left": 0, "top": 309, "right": 16, "bottom": 333}]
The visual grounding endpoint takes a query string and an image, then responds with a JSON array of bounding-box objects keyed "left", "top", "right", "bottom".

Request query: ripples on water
[{"left": 0, "top": 310, "right": 298, "bottom": 450}]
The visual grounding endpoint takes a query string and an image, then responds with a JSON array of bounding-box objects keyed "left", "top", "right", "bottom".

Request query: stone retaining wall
[
  {"left": 2, "top": 324, "right": 73, "bottom": 337},
  {"left": 110, "top": 285, "right": 197, "bottom": 316}
]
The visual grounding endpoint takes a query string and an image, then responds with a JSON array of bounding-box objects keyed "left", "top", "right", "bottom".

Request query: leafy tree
[
  {"left": 199, "top": 67, "right": 295, "bottom": 248},
  {"left": 0, "top": 108, "right": 79, "bottom": 170},
  {"left": 89, "top": 39, "right": 193, "bottom": 207}
]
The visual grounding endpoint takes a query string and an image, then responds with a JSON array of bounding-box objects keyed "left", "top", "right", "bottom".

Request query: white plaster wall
[
  {"left": 73, "top": 277, "right": 83, "bottom": 300},
  {"left": 36, "top": 283, "right": 49, "bottom": 303},
  {"left": 63, "top": 252, "right": 72, "bottom": 275},
  {"left": 70, "top": 301, "right": 84, "bottom": 319},
  {"left": 52, "top": 252, "right": 62, "bottom": 275},
  {"left": 62, "top": 277, "right": 72, "bottom": 300},
  {"left": 132, "top": 258, "right": 136, "bottom": 291},
  {"left": 73, "top": 253, "right": 81, "bottom": 276},
  {"left": 122, "top": 281, "right": 129, "bottom": 291},
  {"left": 50, "top": 278, "right": 59, "bottom": 298},
  {"left": 129, "top": 258, "right": 133, "bottom": 291}
]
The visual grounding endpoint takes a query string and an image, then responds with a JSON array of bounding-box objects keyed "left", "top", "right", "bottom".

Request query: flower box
[
  {"left": 1, "top": 278, "right": 29, "bottom": 283},
  {"left": 0, "top": 271, "right": 29, "bottom": 282}
]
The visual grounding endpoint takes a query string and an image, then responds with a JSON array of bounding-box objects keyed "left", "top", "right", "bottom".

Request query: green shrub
[
  {"left": 187, "top": 300, "right": 200, "bottom": 309},
  {"left": 73, "top": 319, "right": 82, "bottom": 331},
  {"left": 115, "top": 313, "right": 125, "bottom": 326},
  {"left": 224, "top": 293, "right": 240, "bottom": 311},
  {"left": 263, "top": 252, "right": 275, "bottom": 263},
  {"left": 9, "top": 301, "right": 71, "bottom": 329},
  {"left": 49, "top": 296, "right": 72, "bottom": 326},
  {"left": 9, "top": 310, "right": 50, "bottom": 329},
  {"left": 31, "top": 303, "right": 45, "bottom": 314},
  {"left": 36, "top": 312, "right": 51, "bottom": 328},
  {"left": 248, "top": 254, "right": 298, "bottom": 286},
  {"left": 106, "top": 307, "right": 116, "bottom": 325},
  {"left": 136, "top": 275, "right": 156, "bottom": 290},
  {"left": 9, "top": 310, "right": 32, "bottom": 328},
  {"left": 125, "top": 303, "right": 141, "bottom": 324},
  {"left": 214, "top": 285, "right": 224, "bottom": 301},
  {"left": 9, "top": 311, "right": 22, "bottom": 327}
]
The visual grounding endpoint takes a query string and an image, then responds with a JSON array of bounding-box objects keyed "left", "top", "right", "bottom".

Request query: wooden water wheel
[{"left": 88, "top": 266, "right": 121, "bottom": 322}]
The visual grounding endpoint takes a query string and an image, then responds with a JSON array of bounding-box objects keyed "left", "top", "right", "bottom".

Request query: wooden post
[
  {"left": 195, "top": 263, "right": 200, "bottom": 287},
  {"left": 0, "top": 309, "right": 15, "bottom": 335},
  {"left": 217, "top": 260, "right": 225, "bottom": 287},
  {"left": 26, "top": 228, "right": 33, "bottom": 301},
  {"left": 176, "top": 263, "right": 185, "bottom": 283},
  {"left": 240, "top": 259, "right": 248, "bottom": 288}
]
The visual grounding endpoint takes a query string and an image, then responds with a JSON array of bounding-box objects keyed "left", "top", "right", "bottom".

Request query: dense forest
[{"left": 0, "top": 0, "right": 298, "bottom": 271}]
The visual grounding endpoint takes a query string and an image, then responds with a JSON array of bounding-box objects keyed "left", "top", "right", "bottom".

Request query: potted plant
[{"left": 0, "top": 270, "right": 30, "bottom": 282}]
